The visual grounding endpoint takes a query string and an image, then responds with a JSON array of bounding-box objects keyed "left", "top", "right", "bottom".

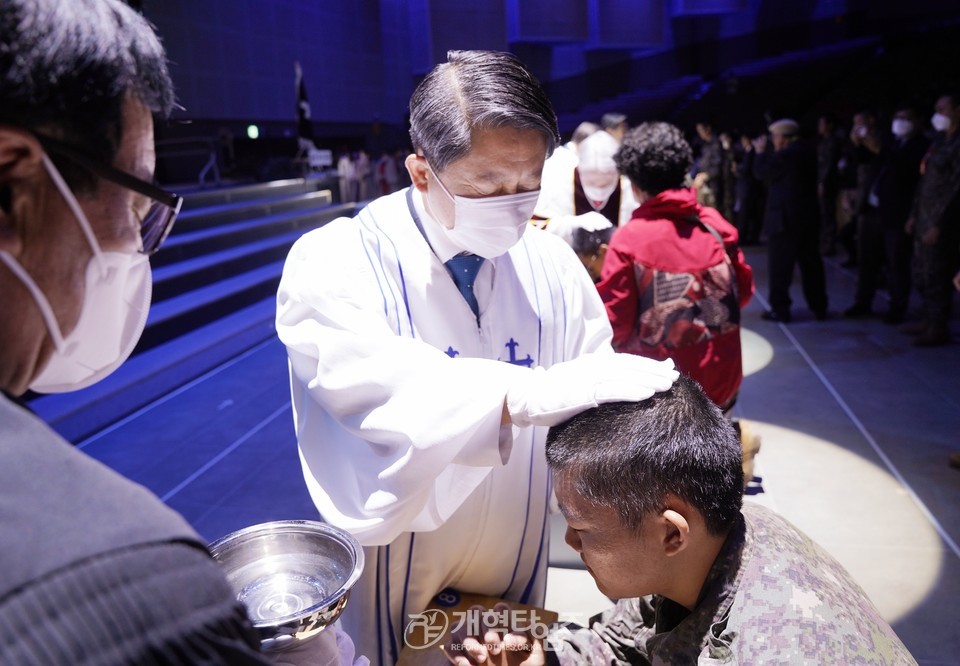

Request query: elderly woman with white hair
[{"left": 534, "top": 129, "right": 638, "bottom": 229}]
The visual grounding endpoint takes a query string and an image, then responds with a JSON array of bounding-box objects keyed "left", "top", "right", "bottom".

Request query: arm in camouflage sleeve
[
  {"left": 935, "top": 173, "right": 960, "bottom": 230},
  {"left": 927, "top": 137, "right": 960, "bottom": 230},
  {"left": 545, "top": 598, "right": 657, "bottom": 666},
  {"left": 917, "top": 136, "right": 960, "bottom": 230}
]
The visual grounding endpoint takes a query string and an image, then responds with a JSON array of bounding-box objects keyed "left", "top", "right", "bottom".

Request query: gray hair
[
  {"left": 408, "top": 50, "right": 560, "bottom": 171},
  {"left": 0, "top": 0, "right": 174, "bottom": 164}
]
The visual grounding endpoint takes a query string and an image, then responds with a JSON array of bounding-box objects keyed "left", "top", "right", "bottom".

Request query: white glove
[
  {"left": 269, "top": 623, "right": 369, "bottom": 666},
  {"left": 542, "top": 212, "right": 612, "bottom": 246},
  {"left": 506, "top": 353, "right": 679, "bottom": 428},
  {"left": 571, "top": 211, "right": 614, "bottom": 232}
]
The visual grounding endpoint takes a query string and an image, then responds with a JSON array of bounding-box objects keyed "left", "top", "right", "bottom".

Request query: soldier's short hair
[
  {"left": 571, "top": 225, "right": 613, "bottom": 257},
  {"left": 545, "top": 376, "right": 744, "bottom": 536}
]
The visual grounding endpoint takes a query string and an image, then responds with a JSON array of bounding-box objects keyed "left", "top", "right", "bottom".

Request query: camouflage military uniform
[
  {"left": 912, "top": 131, "right": 960, "bottom": 330},
  {"left": 545, "top": 503, "right": 916, "bottom": 665}
]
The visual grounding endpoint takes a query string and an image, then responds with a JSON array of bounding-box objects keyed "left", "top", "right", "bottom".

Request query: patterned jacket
[
  {"left": 597, "top": 188, "right": 753, "bottom": 408},
  {"left": 546, "top": 503, "right": 916, "bottom": 665}
]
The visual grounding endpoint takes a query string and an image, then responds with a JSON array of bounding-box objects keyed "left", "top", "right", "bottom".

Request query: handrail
[{"left": 156, "top": 137, "right": 221, "bottom": 186}]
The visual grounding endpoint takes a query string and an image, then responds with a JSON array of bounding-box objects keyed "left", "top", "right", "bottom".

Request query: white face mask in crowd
[
  {"left": 428, "top": 164, "right": 539, "bottom": 259},
  {"left": 931, "top": 112, "right": 952, "bottom": 132},
  {"left": 891, "top": 119, "right": 914, "bottom": 138},
  {"left": 580, "top": 172, "right": 619, "bottom": 208},
  {"left": 0, "top": 153, "right": 152, "bottom": 393}
]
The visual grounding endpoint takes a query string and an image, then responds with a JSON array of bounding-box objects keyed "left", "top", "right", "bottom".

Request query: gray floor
[{"left": 79, "top": 245, "right": 960, "bottom": 664}]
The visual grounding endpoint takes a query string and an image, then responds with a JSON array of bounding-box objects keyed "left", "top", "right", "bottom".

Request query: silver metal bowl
[{"left": 208, "top": 520, "right": 364, "bottom": 651}]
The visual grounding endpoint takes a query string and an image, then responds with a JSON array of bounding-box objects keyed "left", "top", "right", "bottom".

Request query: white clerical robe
[{"left": 276, "top": 187, "right": 612, "bottom": 664}]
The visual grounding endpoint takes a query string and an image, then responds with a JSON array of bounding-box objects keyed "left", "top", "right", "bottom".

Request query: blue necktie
[{"left": 445, "top": 254, "right": 484, "bottom": 318}]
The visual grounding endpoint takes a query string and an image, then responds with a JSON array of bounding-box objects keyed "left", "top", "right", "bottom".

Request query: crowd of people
[
  {"left": 557, "top": 99, "right": 959, "bottom": 345},
  {"left": 0, "top": 1, "right": 945, "bottom": 663},
  {"left": 680, "top": 102, "right": 959, "bottom": 345},
  {"left": 336, "top": 147, "right": 413, "bottom": 203}
]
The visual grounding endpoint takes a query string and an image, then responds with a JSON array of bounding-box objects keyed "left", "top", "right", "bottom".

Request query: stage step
[
  {"left": 171, "top": 189, "right": 334, "bottom": 235},
  {"left": 152, "top": 202, "right": 355, "bottom": 266},
  {"left": 29, "top": 297, "right": 278, "bottom": 443},
  {"left": 179, "top": 176, "right": 331, "bottom": 210}
]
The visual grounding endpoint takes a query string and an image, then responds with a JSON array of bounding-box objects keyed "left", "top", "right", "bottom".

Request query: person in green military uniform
[
  {"left": 443, "top": 377, "right": 916, "bottom": 665},
  {"left": 902, "top": 93, "right": 960, "bottom": 346}
]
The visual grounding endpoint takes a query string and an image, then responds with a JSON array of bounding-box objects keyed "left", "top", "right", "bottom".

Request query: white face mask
[
  {"left": 891, "top": 119, "right": 913, "bottom": 138},
  {"left": 580, "top": 173, "right": 619, "bottom": 208},
  {"left": 428, "top": 164, "right": 539, "bottom": 259},
  {"left": 0, "top": 154, "right": 152, "bottom": 393},
  {"left": 931, "top": 112, "right": 952, "bottom": 132}
]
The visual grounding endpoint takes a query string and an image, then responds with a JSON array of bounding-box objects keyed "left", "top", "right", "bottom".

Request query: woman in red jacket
[{"left": 598, "top": 122, "right": 754, "bottom": 410}]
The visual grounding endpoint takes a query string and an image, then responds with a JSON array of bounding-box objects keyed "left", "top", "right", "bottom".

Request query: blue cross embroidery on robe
[
  {"left": 501, "top": 338, "right": 534, "bottom": 367},
  {"left": 444, "top": 338, "right": 534, "bottom": 366}
]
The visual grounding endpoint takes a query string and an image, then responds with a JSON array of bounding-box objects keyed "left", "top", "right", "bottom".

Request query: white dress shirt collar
[{"left": 411, "top": 187, "right": 463, "bottom": 263}]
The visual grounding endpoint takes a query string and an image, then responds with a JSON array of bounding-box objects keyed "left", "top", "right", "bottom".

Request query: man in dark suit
[
  {"left": 844, "top": 103, "right": 930, "bottom": 323},
  {"left": 754, "top": 119, "right": 828, "bottom": 323},
  {"left": 734, "top": 133, "right": 763, "bottom": 244}
]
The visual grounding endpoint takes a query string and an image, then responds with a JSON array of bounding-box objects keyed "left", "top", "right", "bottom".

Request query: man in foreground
[{"left": 0, "top": 0, "right": 274, "bottom": 662}]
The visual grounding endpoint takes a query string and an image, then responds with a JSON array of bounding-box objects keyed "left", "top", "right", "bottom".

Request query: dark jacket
[
  {"left": 867, "top": 133, "right": 930, "bottom": 229},
  {"left": 817, "top": 131, "right": 841, "bottom": 188},
  {"left": 754, "top": 139, "right": 820, "bottom": 236},
  {"left": 0, "top": 395, "right": 268, "bottom": 665}
]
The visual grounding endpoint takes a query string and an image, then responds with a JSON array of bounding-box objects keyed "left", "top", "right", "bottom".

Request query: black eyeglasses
[{"left": 35, "top": 134, "right": 183, "bottom": 256}]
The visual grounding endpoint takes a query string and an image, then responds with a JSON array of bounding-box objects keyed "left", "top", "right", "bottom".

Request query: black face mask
[{"left": 0, "top": 186, "right": 10, "bottom": 215}]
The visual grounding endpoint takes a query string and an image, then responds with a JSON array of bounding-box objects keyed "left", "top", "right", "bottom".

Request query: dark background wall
[{"left": 140, "top": 0, "right": 959, "bottom": 183}]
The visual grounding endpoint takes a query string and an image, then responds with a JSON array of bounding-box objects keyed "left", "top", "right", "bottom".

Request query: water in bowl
[{"left": 228, "top": 552, "right": 347, "bottom": 624}]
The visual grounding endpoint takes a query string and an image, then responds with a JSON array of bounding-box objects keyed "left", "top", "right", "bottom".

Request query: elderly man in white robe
[{"left": 276, "top": 50, "right": 678, "bottom": 665}]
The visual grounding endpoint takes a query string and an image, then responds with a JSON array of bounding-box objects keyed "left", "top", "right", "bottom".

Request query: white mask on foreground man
[
  {"left": 0, "top": 1, "right": 288, "bottom": 663},
  {"left": 0, "top": 152, "right": 153, "bottom": 393}
]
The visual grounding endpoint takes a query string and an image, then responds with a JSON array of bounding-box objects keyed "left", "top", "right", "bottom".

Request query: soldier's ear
[{"left": 660, "top": 504, "right": 691, "bottom": 557}]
